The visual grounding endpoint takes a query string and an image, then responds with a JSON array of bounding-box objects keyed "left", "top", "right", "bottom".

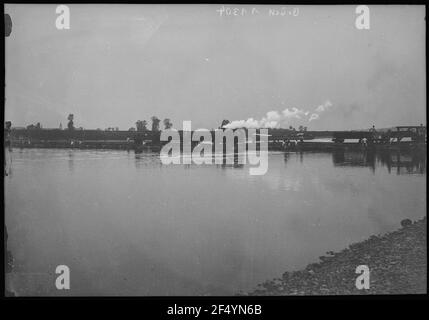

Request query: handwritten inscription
[{"left": 216, "top": 6, "right": 299, "bottom": 18}]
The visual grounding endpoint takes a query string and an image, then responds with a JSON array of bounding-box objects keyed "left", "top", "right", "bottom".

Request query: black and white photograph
[{"left": 3, "top": 3, "right": 427, "bottom": 300}]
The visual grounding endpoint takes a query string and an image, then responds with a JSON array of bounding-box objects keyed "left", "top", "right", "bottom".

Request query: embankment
[{"left": 248, "top": 217, "right": 427, "bottom": 295}]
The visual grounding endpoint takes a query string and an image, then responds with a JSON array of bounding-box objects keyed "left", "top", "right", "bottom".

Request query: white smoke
[
  {"left": 309, "top": 113, "right": 319, "bottom": 122},
  {"left": 281, "top": 107, "right": 309, "bottom": 119},
  {"left": 223, "top": 100, "right": 333, "bottom": 129},
  {"left": 315, "top": 100, "right": 333, "bottom": 113}
]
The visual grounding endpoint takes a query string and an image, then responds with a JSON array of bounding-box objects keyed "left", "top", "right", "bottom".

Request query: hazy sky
[{"left": 5, "top": 4, "right": 426, "bottom": 130}]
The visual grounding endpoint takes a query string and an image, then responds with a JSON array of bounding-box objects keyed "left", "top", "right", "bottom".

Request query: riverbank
[{"left": 248, "top": 217, "right": 427, "bottom": 295}]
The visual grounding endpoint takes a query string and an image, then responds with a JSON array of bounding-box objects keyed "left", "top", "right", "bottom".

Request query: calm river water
[{"left": 5, "top": 148, "right": 426, "bottom": 296}]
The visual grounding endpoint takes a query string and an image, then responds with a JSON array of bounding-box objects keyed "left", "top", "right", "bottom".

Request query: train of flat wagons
[{"left": 9, "top": 125, "right": 427, "bottom": 153}]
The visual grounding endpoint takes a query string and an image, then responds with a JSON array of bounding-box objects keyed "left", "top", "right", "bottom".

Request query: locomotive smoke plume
[{"left": 223, "top": 100, "right": 333, "bottom": 129}]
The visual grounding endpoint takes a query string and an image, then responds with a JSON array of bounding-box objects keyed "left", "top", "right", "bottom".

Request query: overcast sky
[{"left": 5, "top": 4, "right": 426, "bottom": 130}]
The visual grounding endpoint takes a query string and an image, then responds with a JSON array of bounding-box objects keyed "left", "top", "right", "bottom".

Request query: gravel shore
[{"left": 248, "top": 217, "right": 427, "bottom": 295}]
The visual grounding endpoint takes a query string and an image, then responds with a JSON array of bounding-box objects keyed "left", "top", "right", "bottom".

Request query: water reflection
[
  {"left": 134, "top": 150, "right": 246, "bottom": 170},
  {"left": 134, "top": 151, "right": 162, "bottom": 169},
  {"left": 5, "top": 148, "right": 426, "bottom": 296},
  {"left": 331, "top": 150, "right": 426, "bottom": 175},
  {"left": 217, "top": 154, "right": 245, "bottom": 170},
  {"left": 68, "top": 150, "right": 74, "bottom": 172},
  {"left": 279, "top": 149, "right": 427, "bottom": 175},
  {"left": 134, "top": 148, "right": 426, "bottom": 175}
]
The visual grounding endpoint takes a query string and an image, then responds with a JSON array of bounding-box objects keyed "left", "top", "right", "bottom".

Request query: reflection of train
[
  {"left": 386, "top": 152, "right": 427, "bottom": 175},
  {"left": 331, "top": 149, "right": 426, "bottom": 175},
  {"left": 332, "top": 150, "right": 375, "bottom": 168}
]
